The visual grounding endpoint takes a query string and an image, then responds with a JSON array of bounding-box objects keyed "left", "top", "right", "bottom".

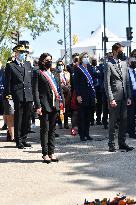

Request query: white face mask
[{"left": 82, "top": 57, "right": 89, "bottom": 65}]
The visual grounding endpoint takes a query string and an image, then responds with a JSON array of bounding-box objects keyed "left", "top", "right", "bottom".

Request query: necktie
[
  {"left": 20, "top": 63, "right": 23, "bottom": 67},
  {"left": 132, "top": 69, "right": 136, "bottom": 81},
  {"left": 118, "top": 62, "right": 122, "bottom": 77}
]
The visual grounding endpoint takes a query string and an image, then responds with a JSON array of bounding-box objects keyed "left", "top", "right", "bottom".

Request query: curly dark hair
[
  {"left": 72, "top": 53, "right": 79, "bottom": 59},
  {"left": 38, "top": 53, "right": 52, "bottom": 67}
]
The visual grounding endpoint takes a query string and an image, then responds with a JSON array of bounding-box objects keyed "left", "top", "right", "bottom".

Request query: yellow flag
[{"left": 73, "top": 35, "right": 79, "bottom": 45}]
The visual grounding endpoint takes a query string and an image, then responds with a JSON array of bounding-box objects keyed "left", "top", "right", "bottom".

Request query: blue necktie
[{"left": 133, "top": 69, "right": 136, "bottom": 81}]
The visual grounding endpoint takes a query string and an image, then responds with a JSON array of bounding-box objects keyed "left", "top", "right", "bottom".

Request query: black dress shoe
[
  {"left": 42, "top": 156, "right": 51, "bottom": 164},
  {"left": 1, "top": 124, "right": 7, "bottom": 130},
  {"left": 96, "top": 121, "right": 102, "bottom": 125},
  {"left": 80, "top": 137, "right": 87, "bottom": 141},
  {"left": 109, "top": 146, "right": 116, "bottom": 152},
  {"left": 103, "top": 124, "right": 108, "bottom": 129},
  {"left": 16, "top": 143, "right": 24, "bottom": 149},
  {"left": 115, "top": 124, "right": 118, "bottom": 129},
  {"left": 22, "top": 142, "right": 31, "bottom": 147},
  {"left": 119, "top": 144, "right": 134, "bottom": 151},
  {"left": 86, "top": 136, "right": 93, "bottom": 140},
  {"left": 55, "top": 133, "right": 59, "bottom": 138},
  {"left": 129, "top": 134, "right": 136, "bottom": 139},
  {"left": 7, "top": 130, "right": 11, "bottom": 142},
  {"left": 42, "top": 159, "right": 51, "bottom": 164},
  {"left": 28, "top": 130, "right": 36, "bottom": 133}
]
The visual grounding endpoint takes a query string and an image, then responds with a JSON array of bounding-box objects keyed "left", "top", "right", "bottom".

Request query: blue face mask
[{"left": 18, "top": 53, "right": 26, "bottom": 61}]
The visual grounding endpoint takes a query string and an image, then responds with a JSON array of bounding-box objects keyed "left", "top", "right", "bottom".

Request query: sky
[{"left": 21, "top": 0, "right": 136, "bottom": 60}]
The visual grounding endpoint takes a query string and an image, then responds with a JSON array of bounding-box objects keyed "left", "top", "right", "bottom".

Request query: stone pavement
[{"left": 0, "top": 116, "right": 136, "bottom": 205}]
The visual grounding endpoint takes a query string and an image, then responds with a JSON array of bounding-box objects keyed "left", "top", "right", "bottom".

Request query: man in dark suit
[
  {"left": 127, "top": 57, "right": 136, "bottom": 139},
  {"left": 4, "top": 44, "right": 33, "bottom": 149},
  {"left": 89, "top": 58, "right": 103, "bottom": 125},
  {"left": 104, "top": 42, "right": 134, "bottom": 152}
]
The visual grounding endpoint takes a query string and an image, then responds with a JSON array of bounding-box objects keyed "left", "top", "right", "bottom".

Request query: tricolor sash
[
  {"left": 78, "top": 65, "right": 95, "bottom": 92},
  {"left": 40, "top": 70, "right": 63, "bottom": 103},
  {"left": 60, "top": 72, "right": 67, "bottom": 85}
]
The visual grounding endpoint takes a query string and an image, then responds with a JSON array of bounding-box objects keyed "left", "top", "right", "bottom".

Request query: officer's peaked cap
[{"left": 12, "top": 44, "right": 26, "bottom": 52}]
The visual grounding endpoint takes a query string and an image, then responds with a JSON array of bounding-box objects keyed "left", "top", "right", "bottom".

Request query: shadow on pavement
[
  {"left": 53, "top": 126, "right": 136, "bottom": 197},
  {"left": 0, "top": 158, "right": 42, "bottom": 163},
  {"left": 0, "top": 122, "right": 136, "bottom": 197}
]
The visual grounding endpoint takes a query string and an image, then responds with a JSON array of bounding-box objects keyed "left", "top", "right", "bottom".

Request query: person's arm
[
  {"left": 33, "top": 69, "right": 42, "bottom": 115},
  {"left": 126, "top": 67, "right": 131, "bottom": 100},
  {"left": 4, "top": 63, "right": 12, "bottom": 99},
  {"left": 74, "top": 68, "right": 82, "bottom": 104},
  {"left": 126, "top": 66, "right": 131, "bottom": 106},
  {"left": 104, "top": 62, "right": 114, "bottom": 102}
]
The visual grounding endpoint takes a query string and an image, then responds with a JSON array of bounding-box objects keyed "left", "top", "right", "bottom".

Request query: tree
[
  {"left": 0, "top": 0, "right": 64, "bottom": 44},
  {"left": 0, "top": 46, "right": 12, "bottom": 66}
]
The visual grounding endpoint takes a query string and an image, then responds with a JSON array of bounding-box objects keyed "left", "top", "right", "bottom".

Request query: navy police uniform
[{"left": 4, "top": 45, "right": 33, "bottom": 148}]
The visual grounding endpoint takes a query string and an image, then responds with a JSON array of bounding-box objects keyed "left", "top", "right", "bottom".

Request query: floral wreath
[{"left": 83, "top": 194, "right": 136, "bottom": 205}]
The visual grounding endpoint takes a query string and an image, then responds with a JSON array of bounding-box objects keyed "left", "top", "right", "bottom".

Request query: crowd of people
[{"left": 0, "top": 41, "right": 136, "bottom": 163}]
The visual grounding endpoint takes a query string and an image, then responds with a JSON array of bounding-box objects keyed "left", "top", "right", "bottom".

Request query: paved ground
[{"left": 0, "top": 116, "right": 136, "bottom": 205}]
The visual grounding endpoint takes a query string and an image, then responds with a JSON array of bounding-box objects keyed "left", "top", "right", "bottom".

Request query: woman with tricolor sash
[
  {"left": 33, "top": 53, "right": 64, "bottom": 163},
  {"left": 74, "top": 52, "right": 96, "bottom": 141},
  {"left": 55, "top": 59, "right": 71, "bottom": 129}
]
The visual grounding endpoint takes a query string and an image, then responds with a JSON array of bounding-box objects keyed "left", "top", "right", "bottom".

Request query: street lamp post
[
  {"left": 128, "top": 0, "right": 131, "bottom": 55},
  {"left": 63, "top": 0, "right": 72, "bottom": 65},
  {"left": 103, "top": 0, "right": 107, "bottom": 65}
]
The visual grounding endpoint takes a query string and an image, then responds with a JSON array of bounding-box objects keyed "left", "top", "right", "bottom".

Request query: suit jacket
[
  {"left": 33, "top": 68, "right": 64, "bottom": 113},
  {"left": 67, "top": 63, "right": 75, "bottom": 94},
  {"left": 128, "top": 68, "right": 136, "bottom": 99},
  {"left": 4, "top": 60, "right": 33, "bottom": 102},
  {"left": 104, "top": 58, "right": 131, "bottom": 102},
  {"left": 74, "top": 66, "right": 95, "bottom": 107}
]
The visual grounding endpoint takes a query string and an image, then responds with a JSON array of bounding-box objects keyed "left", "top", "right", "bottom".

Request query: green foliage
[
  {"left": 0, "top": 0, "right": 64, "bottom": 43},
  {"left": 0, "top": 46, "right": 12, "bottom": 66}
]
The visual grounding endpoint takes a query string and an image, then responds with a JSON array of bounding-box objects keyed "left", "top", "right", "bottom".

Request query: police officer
[{"left": 4, "top": 44, "right": 33, "bottom": 149}]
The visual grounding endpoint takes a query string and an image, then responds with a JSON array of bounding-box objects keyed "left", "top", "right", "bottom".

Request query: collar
[{"left": 15, "top": 58, "right": 24, "bottom": 66}]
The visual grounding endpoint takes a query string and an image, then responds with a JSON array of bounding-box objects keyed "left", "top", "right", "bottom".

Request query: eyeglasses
[{"left": 83, "top": 56, "right": 89, "bottom": 58}]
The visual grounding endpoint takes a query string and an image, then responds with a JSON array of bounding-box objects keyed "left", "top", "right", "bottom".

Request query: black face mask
[
  {"left": 117, "top": 52, "right": 124, "bottom": 60},
  {"left": 40, "top": 61, "right": 52, "bottom": 70},
  {"left": 92, "top": 60, "right": 97, "bottom": 66},
  {"left": 130, "top": 61, "right": 136, "bottom": 68},
  {"left": 74, "top": 58, "right": 79, "bottom": 63},
  {"left": 44, "top": 61, "right": 52, "bottom": 69}
]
